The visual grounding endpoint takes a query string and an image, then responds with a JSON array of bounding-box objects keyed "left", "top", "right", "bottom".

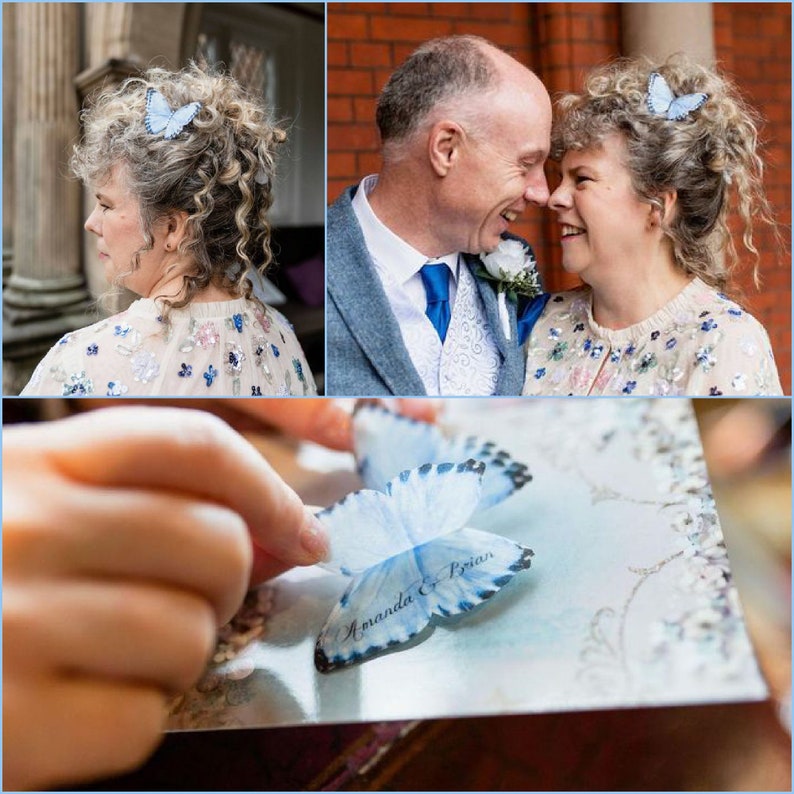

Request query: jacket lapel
[{"left": 328, "top": 190, "right": 427, "bottom": 395}]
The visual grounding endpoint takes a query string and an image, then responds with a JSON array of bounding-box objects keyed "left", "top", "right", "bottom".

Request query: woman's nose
[
  {"left": 84, "top": 205, "right": 101, "bottom": 235},
  {"left": 548, "top": 181, "right": 571, "bottom": 212}
]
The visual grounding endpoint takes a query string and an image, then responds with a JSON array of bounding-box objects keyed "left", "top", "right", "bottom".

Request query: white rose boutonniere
[{"left": 477, "top": 239, "right": 542, "bottom": 340}]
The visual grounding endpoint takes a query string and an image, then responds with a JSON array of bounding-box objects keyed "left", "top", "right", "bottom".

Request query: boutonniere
[{"left": 476, "top": 240, "right": 541, "bottom": 340}]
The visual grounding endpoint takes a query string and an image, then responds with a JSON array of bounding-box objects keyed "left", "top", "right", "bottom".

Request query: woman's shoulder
[
  {"left": 19, "top": 308, "right": 143, "bottom": 396},
  {"left": 534, "top": 285, "right": 592, "bottom": 327},
  {"left": 691, "top": 282, "right": 773, "bottom": 339}
]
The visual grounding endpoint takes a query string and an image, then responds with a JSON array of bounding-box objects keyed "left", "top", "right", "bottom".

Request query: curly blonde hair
[
  {"left": 71, "top": 63, "right": 286, "bottom": 310},
  {"left": 552, "top": 54, "right": 778, "bottom": 292}
]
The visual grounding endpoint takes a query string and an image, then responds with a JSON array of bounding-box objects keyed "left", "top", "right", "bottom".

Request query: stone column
[
  {"left": 3, "top": 3, "right": 16, "bottom": 284},
  {"left": 621, "top": 3, "right": 715, "bottom": 65},
  {"left": 3, "top": 3, "right": 92, "bottom": 393}
]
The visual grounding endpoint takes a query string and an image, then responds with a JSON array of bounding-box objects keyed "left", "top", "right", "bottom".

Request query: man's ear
[{"left": 428, "top": 120, "right": 465, "bottom": 177}]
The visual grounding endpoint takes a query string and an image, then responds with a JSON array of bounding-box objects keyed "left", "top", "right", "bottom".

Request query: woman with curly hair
[
  {"left": 22, "top": 65, "right": 316, "bottom": 397},
  {"left": 523, "top": 55, "right": 783, "bottom": 396}
]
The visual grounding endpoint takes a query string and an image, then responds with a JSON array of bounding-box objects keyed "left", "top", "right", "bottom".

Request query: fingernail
[{"left": 300, "top": 511, "right": 330, "bottom": 562}]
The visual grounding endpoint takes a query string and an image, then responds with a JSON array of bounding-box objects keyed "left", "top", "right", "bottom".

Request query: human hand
[
  {"left": 74, "top": 398, "right": 440, "bottom": 452},
  {"left": 2, "top": 406, "right": 329, "bottom": 790}
]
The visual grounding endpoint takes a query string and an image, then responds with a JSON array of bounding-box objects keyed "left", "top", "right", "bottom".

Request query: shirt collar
[{"left": 352, "top": 175, "right": 459, "bottom": 286}]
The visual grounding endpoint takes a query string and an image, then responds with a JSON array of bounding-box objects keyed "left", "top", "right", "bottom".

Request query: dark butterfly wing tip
[
  {"left": 458, "top": 459, "right": 486, "bottom": 475},
  {"left": 508, "top": 464, "right": 533, "bottom": 489},
  {"left": 314, "top": 647, "right": 333, "bottom": 673},
  {"left": 352, "top": 399, "right": 384, "bottom": 416},
  {"left": 516, "top": 547, "right": 535, "bottom": 570},
  {"left": 353, "top": 400, "right": 423, "bottom": 427}
]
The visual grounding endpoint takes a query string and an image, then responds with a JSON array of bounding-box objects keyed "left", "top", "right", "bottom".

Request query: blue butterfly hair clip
[
  {"left": 144, "top": 88, "right": 202, "bottom": 140},
  {"left": 313, "top": 403, "right": 534, "bottom": 672},
  {"left": 646, "top": 72, "right": 708, "bottom": 121}
]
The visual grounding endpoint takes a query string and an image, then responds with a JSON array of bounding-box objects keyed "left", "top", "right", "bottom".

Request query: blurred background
[
  {"left": 327, "top": 1, "right": 791, "bottom": 392},
  {"left": 3, "top": 2, "right": 325, "bottom": 394},
  {"left": 4, "top": 396, "right": 790, "bottom": 790}
]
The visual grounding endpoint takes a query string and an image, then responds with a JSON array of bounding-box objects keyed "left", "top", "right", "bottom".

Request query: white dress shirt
[{"left": 351, "top": 175, "right": 500, "bottom": 395}]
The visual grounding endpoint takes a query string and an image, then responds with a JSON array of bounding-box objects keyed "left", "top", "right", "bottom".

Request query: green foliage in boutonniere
[{"left": 476, "top": 239, "right": 542, "bottom": 303}]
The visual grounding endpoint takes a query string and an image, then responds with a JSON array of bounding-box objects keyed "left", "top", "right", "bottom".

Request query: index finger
[{"left": 26, "top": 406, "right": 329, "bottom": 569}]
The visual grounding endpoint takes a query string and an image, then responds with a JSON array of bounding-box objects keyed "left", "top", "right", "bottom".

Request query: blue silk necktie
[{"left": 420, "top": 263, "right": 451, "bottom": 343}]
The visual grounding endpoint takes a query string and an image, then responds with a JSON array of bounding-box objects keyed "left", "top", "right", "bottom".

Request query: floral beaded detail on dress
[
  {"left": 522, "top": 278, "right": 782, "bottom": 397},
  {"left": 21, "top": 296, "right": 316, "bottom": 397}
]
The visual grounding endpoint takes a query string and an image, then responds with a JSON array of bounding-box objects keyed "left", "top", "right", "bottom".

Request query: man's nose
[{"left": 524, "top": 172, "right": 550, "bottom": 207}]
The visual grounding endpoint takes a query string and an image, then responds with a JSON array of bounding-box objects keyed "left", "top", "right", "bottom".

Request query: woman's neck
[
  {"left": 188, "top": 282, "right": 239, "bottom": 303},
  {"left": 141, "top": 271, "right": 237, "bottom": 304},
  {"left": 590, "top": 260, "right": 693, "bottom": 330}
]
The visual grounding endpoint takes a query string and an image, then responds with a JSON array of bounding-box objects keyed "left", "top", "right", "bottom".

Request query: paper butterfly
[
  {"left": 314, "top": 406, "right": 533, "bottom": 672},
  {"left": 646, "top": 72, "right": 707, "bottom": 121},
  {"left": 352, "top": 401, "right": 532, "bottom": 511},
  {"left": 144, "top": 88, "right": 202, "bottom": 140}
]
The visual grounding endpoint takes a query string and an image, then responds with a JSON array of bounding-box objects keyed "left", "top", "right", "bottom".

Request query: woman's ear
[
  {"left": 428, "top": 120, "right": 464, "bottom": 177},
  {"left": 660, "top": 189, "right": 678, "bottom": 226},
  {"left": 164, "top": 211, "right": 190, "bottom": 251},
  {"left": 648, "top": 189, "right": 678, "bottom": 230}
]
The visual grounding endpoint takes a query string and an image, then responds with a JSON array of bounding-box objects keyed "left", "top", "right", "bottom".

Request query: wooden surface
[{"left": 349, "top": 703, "right": 790, "bottom": 791}]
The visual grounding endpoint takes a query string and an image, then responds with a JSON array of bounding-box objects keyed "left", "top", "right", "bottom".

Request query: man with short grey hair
[{"left": 326, "top": 35, "right": 551, "bottom": 396}]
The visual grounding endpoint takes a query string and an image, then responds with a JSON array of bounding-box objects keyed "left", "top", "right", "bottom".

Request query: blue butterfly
[
  {"left": 144, "top": 88, "right": 201, "bottom": 140},
  {"left": 646, "top": 72, "right": 707, "bottom": 121},
  {"left": 352, "top": 401, "right": 532, "bottom": 511},
  {"left": 314, "top": 461, "right": 533, "bottom": 672}
]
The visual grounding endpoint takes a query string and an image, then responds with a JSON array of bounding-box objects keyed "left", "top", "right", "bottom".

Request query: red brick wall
[
  {"left": 713, "top": 3, "right": 791, "bottom": 390},
  {"left": 327, "top": 2, "right": 791, "bottom": 391}
]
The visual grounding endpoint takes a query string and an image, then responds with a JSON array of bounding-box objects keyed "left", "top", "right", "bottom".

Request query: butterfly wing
[
  {"left": 144, "top": 88, "right": 173, "bottom": 135},
  {"left": 317, "top": 460, "right": 484, "bottom": 575},
  {"left": 414, "top": 527, "right": 534, "bottom": 617},
  {"left": 646, "top": 72, "right": 675, "bottom": 116},
  {"left": 353, "top": 402, "right": 448, "bottom": 491},
  {"left": 316, "top": 550, "right": 427, "bottom": 672},
  {"left": 667, "top": 93, "right": 708, "bottom": 121},
  {"left": 352, "top": 403, "right": 531, "bottom": 510},
  {"left": 315, "top": 527, "right": 534, "bottom": 672},
  {"left": 164, "top": 101, "right": 202, "bottom": 140},
  {"left": 455, "top": 436, "right": 532, "bottom": 510}
]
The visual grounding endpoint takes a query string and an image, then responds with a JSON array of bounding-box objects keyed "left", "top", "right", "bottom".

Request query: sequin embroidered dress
[
  {"left": 522, "top": 278, "right": 782, "bottom": 396},
  {"left": 21, "top": 297, "right": 316, "bottom": 397}
]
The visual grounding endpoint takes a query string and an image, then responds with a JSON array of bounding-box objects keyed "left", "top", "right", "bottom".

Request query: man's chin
[{"left": 479, "top": 238, "right": 502, "bottom": 255}]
